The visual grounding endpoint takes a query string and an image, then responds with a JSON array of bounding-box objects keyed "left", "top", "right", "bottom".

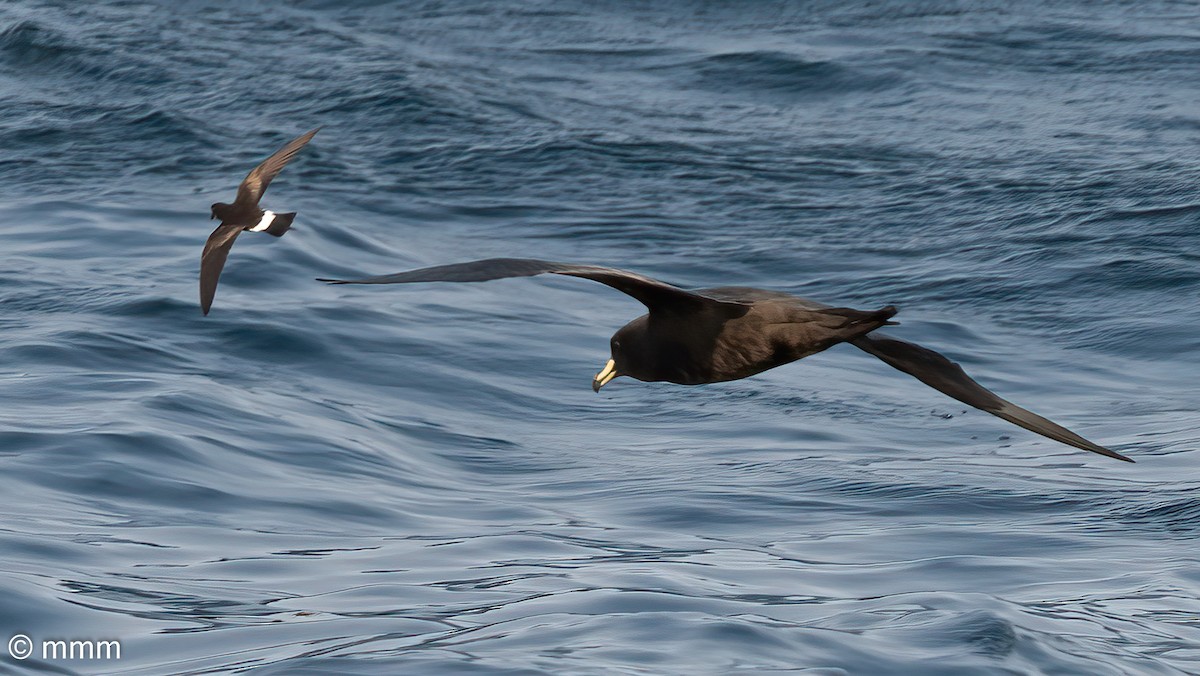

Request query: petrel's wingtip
[
  {"left": 1079, "top": 444, "right": 1134, "bottom": 463},
  {"left": 1089, "top": 443, "right": 1134, "bottom": 463}
]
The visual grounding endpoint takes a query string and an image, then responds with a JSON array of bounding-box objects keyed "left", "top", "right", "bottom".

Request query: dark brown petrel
[
  {"left": 201, "top": 127, "right": 320, "bottom": 315},
  {"left": 318, "top": 258, "right": 1132, "bottom": 463}
]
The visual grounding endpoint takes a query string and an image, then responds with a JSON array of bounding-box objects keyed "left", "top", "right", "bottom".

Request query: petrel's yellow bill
[{"left": 592, "top": 358, "right": 617, "bottom": 392}]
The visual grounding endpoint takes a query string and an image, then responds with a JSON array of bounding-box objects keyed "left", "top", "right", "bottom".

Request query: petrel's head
[
  {"left": 210, "top": 202, "right": 230, "bottom": 220},
  {"left": 592, "top": 317, "right": 653, "bottom": 392}
]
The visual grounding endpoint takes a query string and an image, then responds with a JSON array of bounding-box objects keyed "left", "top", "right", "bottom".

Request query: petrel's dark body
[
  {"left": 320, "top": 258, "right": 1132, "bottom": 463},
  {"left": 201, "top": 127, "right": 319, "bottom": 315}
]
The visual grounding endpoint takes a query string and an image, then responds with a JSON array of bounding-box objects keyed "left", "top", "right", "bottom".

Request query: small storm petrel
[
  {"left": 319, "top": 258, "right": 1132, "bottom": 463},
  {"left": 201, "top": 127, "right": 319, "bottom": 315}
]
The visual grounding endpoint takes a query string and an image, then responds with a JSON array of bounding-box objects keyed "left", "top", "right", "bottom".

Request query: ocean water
[{"left": 1, "top": 1, "right": 1198, "bottom": 673}]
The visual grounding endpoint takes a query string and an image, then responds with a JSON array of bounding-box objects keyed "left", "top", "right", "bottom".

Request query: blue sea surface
[{"left": 1, "top": 1, "right": 1198, "bottom": 673}]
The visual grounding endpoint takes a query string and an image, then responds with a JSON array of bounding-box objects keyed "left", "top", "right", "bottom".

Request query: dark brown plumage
[
  {"left": 201, "top": 127, "right": 320, "bottom": 315},
  {"left": 318, "top": 258, "right": 1132, "bottom": 463}
]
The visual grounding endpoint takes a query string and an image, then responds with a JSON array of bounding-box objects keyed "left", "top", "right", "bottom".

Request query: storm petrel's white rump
[{"left": 201, "top": 127, "right": 319, "bottom": 315}]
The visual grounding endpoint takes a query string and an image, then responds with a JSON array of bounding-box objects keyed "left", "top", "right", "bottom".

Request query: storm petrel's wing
[
  {"left": 234, "top": 127, "right": 320, "bottom": 208},
  {"left": 200, "top": 224, "right": 243, "bottom": 316}
]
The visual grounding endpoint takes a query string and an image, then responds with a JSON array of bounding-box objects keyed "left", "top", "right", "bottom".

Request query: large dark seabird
[
  {"left": 319, "top": 256, "right": 1132, "bottom": 463},
  {"left": 201, "top": 127, "right": 320, "bottom": 315},
  {"left": 320, "top": 258, "right": 1133, "bottom": 463}
]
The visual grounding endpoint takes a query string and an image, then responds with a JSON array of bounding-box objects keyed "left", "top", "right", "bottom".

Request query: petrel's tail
[{"left": 265, "top": 212, "right": 295, "bottom": 237}]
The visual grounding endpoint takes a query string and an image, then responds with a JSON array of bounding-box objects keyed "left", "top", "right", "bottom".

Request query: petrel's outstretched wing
[
  {"left": 234, "top": 127, "right": 320, "bottom": 208},
  {"left": 319, "top": 258, "right": 750, "bottom": 316},
  {"left": 200, "top": 224, "right": 243, "bottom": 316},
  {"left": 851, "top": 334, "right": 1132, "bottom": 462}
]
